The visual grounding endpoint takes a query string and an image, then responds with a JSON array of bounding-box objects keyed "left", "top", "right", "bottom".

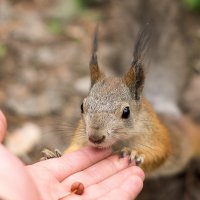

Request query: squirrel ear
[
  {"left": 89, "top": 25, "right": 104, "bottom": 87},
  {"left": 123, "top": 24, "right": 151, "bottom": 100},
  {"left": 123, "top": 61, "right": 145, "bottom": 100}
]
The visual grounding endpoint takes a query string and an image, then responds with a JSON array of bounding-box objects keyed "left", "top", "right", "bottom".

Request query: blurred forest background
[{"left": 0, "top": 0, "right": 200, "bottom": 199}]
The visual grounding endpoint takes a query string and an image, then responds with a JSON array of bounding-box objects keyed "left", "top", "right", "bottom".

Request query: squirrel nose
[{"left": 89, "top": 135, "right": 105, "bottom": 144}]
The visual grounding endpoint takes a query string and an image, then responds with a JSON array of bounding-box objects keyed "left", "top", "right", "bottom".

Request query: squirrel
[{"left": 42, "top": 26, "right": 200, "bottom": 177}]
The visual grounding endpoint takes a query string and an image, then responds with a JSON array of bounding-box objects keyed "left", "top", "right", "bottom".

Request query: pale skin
[{"left": 0, "top": 110, "right": 144, "bottom": 200}]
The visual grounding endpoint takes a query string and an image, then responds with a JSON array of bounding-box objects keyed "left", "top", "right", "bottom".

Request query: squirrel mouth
[{"left": 88, "top": 140, "right": 114, "bottom": 149}]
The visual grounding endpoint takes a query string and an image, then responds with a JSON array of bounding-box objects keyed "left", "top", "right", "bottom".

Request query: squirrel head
[{"left": 81, "top": 25, "right": 151, "bottom": 148}]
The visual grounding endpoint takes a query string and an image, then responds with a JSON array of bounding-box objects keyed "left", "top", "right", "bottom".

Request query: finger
[
  {"left": 81, "top": 166, "right": 144, "bottom": 199},
  {"left": 61, "top": 167, "right": 144, "bottom": 200},
  {"left": 62, "top": 155, "right": 132, "bottom": 190},
  {"left": 0, "top": 110, "right": 7, "bottom": 142},
  {"left": 32, "top": 146, "right": 111, "bottom": 182},
  {"left": 97, "top": 174, "right": 143, "bottom": 200}
]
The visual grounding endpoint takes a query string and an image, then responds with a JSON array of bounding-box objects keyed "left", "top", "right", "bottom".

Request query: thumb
[{"left": 0, "top": 110, "right": 7, "bottom": 142}]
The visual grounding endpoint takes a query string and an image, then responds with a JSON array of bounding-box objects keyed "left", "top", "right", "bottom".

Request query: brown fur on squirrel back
[{"left": 162, "top": 114, "right": 200, "bottom": 157}]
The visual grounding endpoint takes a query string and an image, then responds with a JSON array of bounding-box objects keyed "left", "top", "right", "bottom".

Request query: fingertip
[
  {"left": 122, "top": 174, "right": 144, "bottom": 198},
  {"left": 132, "top": 174, "right": 144, "bottom": 195},
  {"left": 130, "top": 166, "right": 145, "bottom": 181},
  {"left": 132, "top": 174, "right": 144, "bottom": 189}
]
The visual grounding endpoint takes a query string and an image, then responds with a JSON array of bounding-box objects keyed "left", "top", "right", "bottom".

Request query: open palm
[{"left": 28, "top": 147, "right": 144, "bottom": 200}]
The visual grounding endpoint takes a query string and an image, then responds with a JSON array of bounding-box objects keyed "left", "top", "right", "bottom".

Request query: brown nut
[{"left": 70, "top": 182, "right": 84, "bottom": 195}]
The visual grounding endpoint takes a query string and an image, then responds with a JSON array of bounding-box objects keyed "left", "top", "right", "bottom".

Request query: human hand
[
  {"left": 0, "top": 111, "right": 144, "bottom": 200},
  {"left": 29, "top": 147, "right": 144, "bottom": 200}
]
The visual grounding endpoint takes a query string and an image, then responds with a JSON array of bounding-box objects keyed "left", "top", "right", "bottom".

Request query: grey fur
[{"left": 81, "top": 76, "right": 143, "bottom": 149}]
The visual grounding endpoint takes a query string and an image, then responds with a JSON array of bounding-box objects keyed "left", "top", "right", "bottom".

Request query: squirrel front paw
[
  {"left": 120, "top": 147, "right": 145, "bottom": 166},
  {"left": 40, "top": 148, "right": 62, "bottom": 160}
]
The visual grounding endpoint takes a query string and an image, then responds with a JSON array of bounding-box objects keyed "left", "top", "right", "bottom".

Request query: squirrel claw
[
  {"left": 135, "top": 155, "right": 144, "bottom": 166},
  {"left": 120, "top": 148, "right": 144, "bottom": 166},
  {"left": 119, "top": 147, "right": 131, "bottom": 158},
  {"left": 40, "top": 148, "right": 62, "bottom": 160}
]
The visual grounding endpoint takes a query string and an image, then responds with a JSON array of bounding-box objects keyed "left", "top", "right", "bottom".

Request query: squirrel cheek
[
  {"left": 85, "top": 126, "right": 98, "bottom": 138},
  {"left": 84, "top": 117, "right": 91, "bottom": 135},
  {"left": 85, "top": 127, "right": 92, "bottom": 137}
]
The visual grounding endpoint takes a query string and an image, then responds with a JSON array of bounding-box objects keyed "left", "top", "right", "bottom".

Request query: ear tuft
[
  {"left": 123, "top": 24, "right": 151, "bottom": 100},
  {"left": 89, "top": 25, "right": 104, "bottom": 87}
]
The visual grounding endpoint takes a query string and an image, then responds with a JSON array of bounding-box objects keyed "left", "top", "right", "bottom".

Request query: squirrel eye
[
  {"left": 121, "top": 106, "right": 130, "bottom": 119},
  {"left": 81, "top": 103, "right": 84, "bottom": 114}
]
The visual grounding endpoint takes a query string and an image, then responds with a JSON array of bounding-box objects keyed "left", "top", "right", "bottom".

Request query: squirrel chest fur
[{"left": 65, "top": 26, "right": 200, "bottom": 177}]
